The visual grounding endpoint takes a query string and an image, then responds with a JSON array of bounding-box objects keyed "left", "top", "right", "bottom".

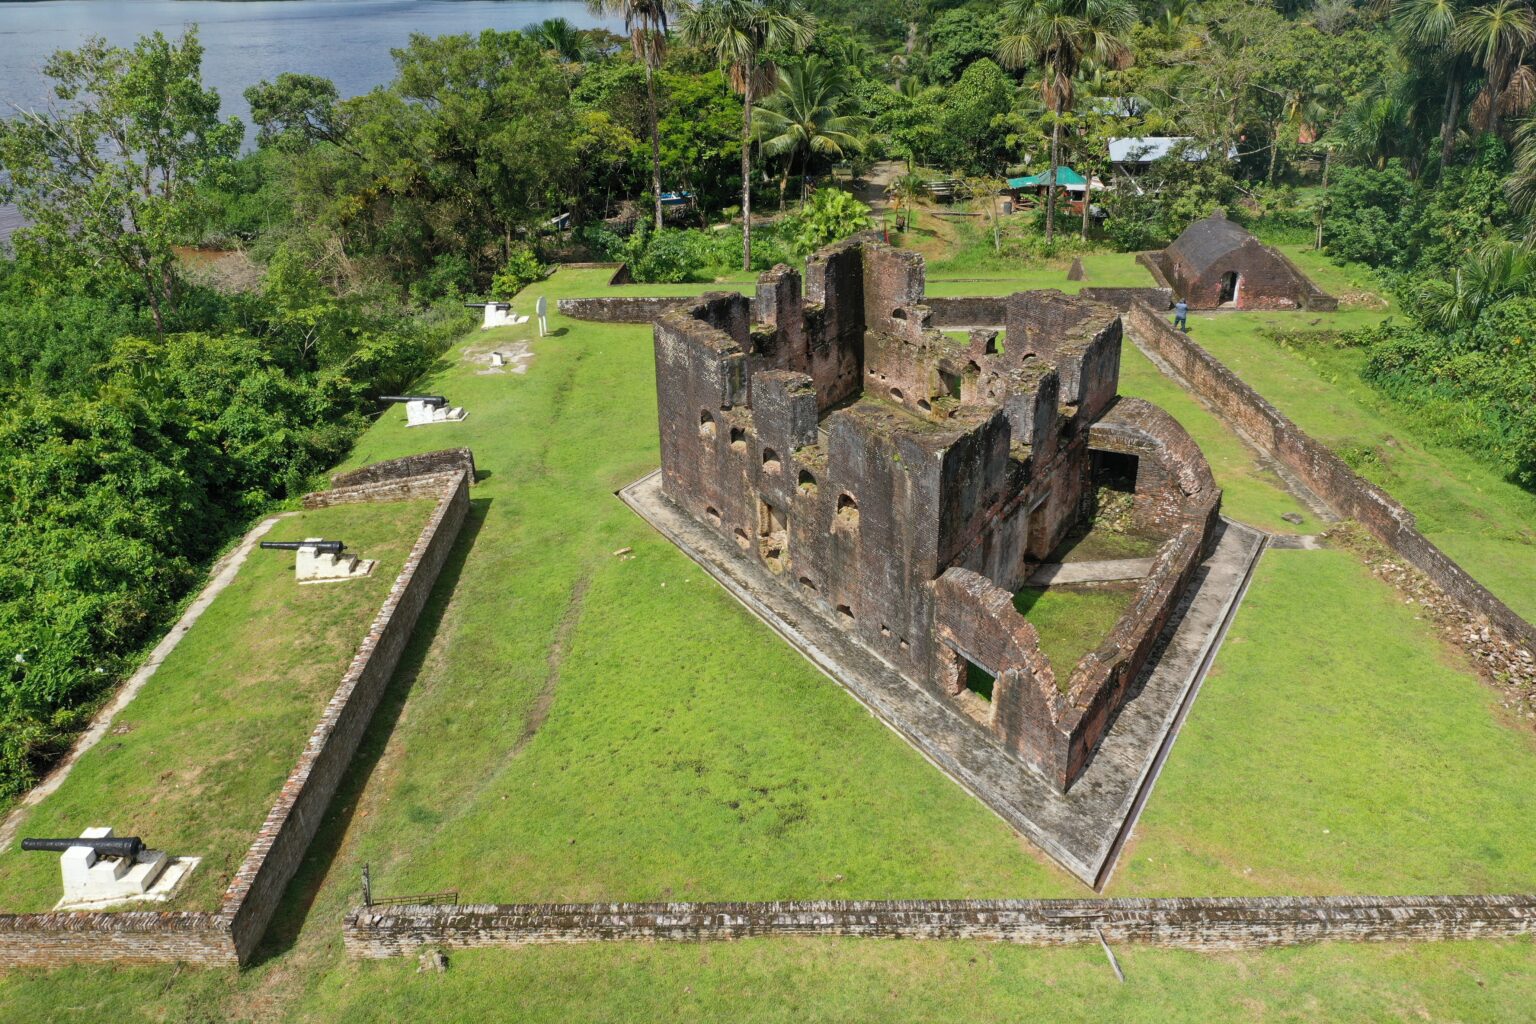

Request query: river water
[{"left": 0, "top": 0, "right": 618, "bottom": 243}]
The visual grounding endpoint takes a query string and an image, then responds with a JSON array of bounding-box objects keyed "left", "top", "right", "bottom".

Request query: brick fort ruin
[
  {"left": 651, "top": 239, "right": 1222, "bottom": 792},
  {"left": 1140, "top": 212, "right": 1337, "bottom": 311}
]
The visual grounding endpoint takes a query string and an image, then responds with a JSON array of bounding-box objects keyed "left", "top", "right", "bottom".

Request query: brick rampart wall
[
  {"left": 344, "top": 894, "right": 1536, "bottom": 957},
  {"left": 0, "top": 911, "right": 234, "bottom": 966},
  {"left": 558, "top": 296, "right": 705, "bottom": 323},
  {"left": 225, "top": 469, "right": 469, "bottom": 962},
  {"left": 1124, "top": 304, "right": 1536, "bottom": 653},
  {"left": 1079, "top": 287, "right": 1174, "bottom": 311},
  {"left": 926, "top": 295, "right": 1007, "bottom": 326},
  {"left": 0, "top": 460, "right": 472, "bottom": 968},
  {"left": 331, "top": 448, "right": 475, "bottom": 489}
]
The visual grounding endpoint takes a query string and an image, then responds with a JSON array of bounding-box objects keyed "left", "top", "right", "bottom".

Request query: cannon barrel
[
  {"left": 378, "top": 394, "right": 447, "bottom": 408},
  {"left": 260, "top": 540, "right": 346, "bottom": 555},
  {"left": 23, "top": 836, "right": 144, "bottom": 859}
]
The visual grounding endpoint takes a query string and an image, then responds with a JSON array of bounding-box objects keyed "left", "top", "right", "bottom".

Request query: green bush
[
  {"left": 491, "top": 245, "right": 549, "bottom": 300},
  {"left": 791, "top": 189, "right": 873, "bottom": 255}
]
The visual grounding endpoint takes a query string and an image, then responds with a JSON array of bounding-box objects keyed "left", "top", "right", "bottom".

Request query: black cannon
[
  {"left": 261, "top": 540, "right": 346, "bottom": 555},
  {"left": 23, "top": 836, "right": 144, "bottom": 859},
  {"left": 379, "top": 395, "right": 447, "bottom": 408}
]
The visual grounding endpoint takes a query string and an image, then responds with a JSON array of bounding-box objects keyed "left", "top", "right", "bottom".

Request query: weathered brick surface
[
  {"left": 558, "top": 295, "right": 700, "bottom": 323},
  {"left": 1148, "top": 214, "right": 1336, "bottom": 311},
  {"left": 653, "top": 242, "right": 1220, "bottom": 793},
  {"left": 343, "top": 894, "right": 1536, "bottom": 957},
  {"left": 1079, "top": 287, "right": 1174, "bottom": 311},
  {"left": 0, "top": 464, "right": 471, "bottom": 968},
  {"left": 926, "top": 295, "right": 1008, "bottom": 327},
  {"left": 331, "top": 448, "right": 475, "bottom": 489},
  {"left": 0, "top": 911, "right": 235, "bottom": 966},
  {"left": 1125, "top": 304, "right": 1536, "bottom": 654}
]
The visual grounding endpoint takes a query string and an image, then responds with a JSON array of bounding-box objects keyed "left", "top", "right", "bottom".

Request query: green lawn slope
[{"left": 2, "top": 267, "right": 1533, "bottom": 1021}]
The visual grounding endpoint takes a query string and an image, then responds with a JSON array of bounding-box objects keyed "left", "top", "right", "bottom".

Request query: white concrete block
[
  {"left": 404, "top": 400, "right": 468, "bottom": 427},
  {"left": 53, "top": 827, "right": 197, "bottom": 910},
  {"left": 295, "top": 538, "right": 375, "bottom": 584}
]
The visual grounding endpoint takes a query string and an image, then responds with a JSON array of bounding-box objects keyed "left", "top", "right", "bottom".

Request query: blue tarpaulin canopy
[{"left": 1006, "top": 167, "right": 1088, "bottom": 190}]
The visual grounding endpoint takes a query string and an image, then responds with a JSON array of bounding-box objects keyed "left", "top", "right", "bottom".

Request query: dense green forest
[{"left": 0, "top": 0, "right": 1533, "bottom": 800}]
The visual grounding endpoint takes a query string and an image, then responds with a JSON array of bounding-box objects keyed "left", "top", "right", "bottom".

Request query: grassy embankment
[
  {"left": 1173, "top": 246, "right": 1536, "bottom": 622},
  {"left": 0, "top": 500, "right": 433, "bottom": 912},
  {"left": 2, "top": 265, "right": 1533, "bottom": 1021}
]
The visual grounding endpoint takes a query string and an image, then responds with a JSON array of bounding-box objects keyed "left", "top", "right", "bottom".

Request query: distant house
[
  {"left": 1004, "top": 167, "right": 1104, "bottom": 214},
  {"left": 1140, "top": 212, "right": 1337, "bottom": 311},
  {"left": 1108, "top": 137, "right": 1234, "bottom": 179}
]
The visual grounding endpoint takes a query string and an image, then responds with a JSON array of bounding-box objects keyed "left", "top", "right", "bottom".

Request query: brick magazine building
[
  {"left": 651, "top": 238, "right": 1222, "bottom": 791},
  {"left": 1142, "top": 212, "right": 1337, "bottom": 310}
]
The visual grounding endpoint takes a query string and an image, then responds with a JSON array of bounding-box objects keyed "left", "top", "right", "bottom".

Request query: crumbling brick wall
[
  {"left": 344, "top": 894, "right": 1536, "bottom": 957},
  {"left": 1126, "top": 303, "right": 1534, "bottom": 653},
  {"left": 652, "top": 242, "right": 1220, "bottom": 793}
]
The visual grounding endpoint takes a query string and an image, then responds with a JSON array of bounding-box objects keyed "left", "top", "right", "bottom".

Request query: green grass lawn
[
  {"left": 1175, "top": 307, "right": 1536, "bottom": 622},
  {"left": 1014, "top": 585, "right": 1137, "bottom": 681},
  {"left": 4, "top": 265, "right": 1535, "bottom": 1021},
  {"left": 0, "top": 500, "right": 432, "bottom": 913},
  {"left": 1116, "top": 342, "right": 1319, "bottom": 534},
  {"left": 924, "top": 250, "right": 1155, "bottom": 296}
]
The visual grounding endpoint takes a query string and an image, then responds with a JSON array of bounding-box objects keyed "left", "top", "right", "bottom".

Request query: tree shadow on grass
[{"left": 244, "top": 494, "right": 491, "bottom": 968}]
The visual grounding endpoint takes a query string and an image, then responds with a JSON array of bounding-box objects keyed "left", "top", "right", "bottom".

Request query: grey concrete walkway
[
  {"left": 622, "top": 471, "right": 1266, "bottom": 889},
  {"left": 0, "top": 514, "right": 289, "bottom": 849},
  {"left": 1027, "top": 558, "right": 1155, "bottom": 586}
]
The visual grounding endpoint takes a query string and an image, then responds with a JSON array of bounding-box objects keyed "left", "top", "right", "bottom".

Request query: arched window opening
[{"left": 835, "top": 493, "right": 859, "bottom": 529}]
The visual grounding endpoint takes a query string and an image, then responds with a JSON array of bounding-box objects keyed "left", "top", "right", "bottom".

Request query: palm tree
[
  {"left": 524, "top": 17, "right": 596, "bottom": 63},
  {"left": 1420, "top": 238, "right": 1536, "bottom": 329},
  {"left": 997, "top": 0, "right": 1136, "bottom": 244},
  {"left": 1330, "top": 89, "right": 1411, "bottom": 169},
  {"left": 753, "top": 58, "right": 870, "bottom": 207},
  {"left": 677, "top": 0, "right": 815, "bottom": 271},
  {"left": 589, "top": 0, "right": 673, "bottom": 229},
  {"left": 1454, "top": 0, "right": 1536, "bottom": 133},
  {"left": 1510, "top": 115, "right": 1536, "bottom": 220},
  {"left": 1394, "top": 0, "right": 1470, "bottom": 164}
]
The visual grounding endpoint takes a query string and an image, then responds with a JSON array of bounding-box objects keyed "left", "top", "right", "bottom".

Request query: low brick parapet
[{"left": 344, "top": 894, "right": 1536, "bottom": 957}]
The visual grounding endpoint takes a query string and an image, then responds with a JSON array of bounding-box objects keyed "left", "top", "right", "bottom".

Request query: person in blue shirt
[{"left": 1173, "top": 298, "right": 1189, "bottom": 332}]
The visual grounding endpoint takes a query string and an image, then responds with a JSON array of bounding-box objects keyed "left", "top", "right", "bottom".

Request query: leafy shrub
[
  {"left": 491, "top": 244, "right": 549, "bottom": 299},
  {"left": 791, "top": 189, "right": 872, "bottom": 255}
]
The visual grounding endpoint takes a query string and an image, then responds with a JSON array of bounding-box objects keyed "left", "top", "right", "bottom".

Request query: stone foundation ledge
[{"left": 342, "top": 894, "right": 1536, "bottom": 958}]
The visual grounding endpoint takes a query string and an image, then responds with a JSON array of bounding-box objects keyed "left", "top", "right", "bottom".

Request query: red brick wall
[{"left": 1125, "top": 304, "right": 1534, "bottom": 654}]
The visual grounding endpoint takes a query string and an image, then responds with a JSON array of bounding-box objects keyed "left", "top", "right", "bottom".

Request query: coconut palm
[
  {"left": 753, "top": 58, "right": 871, "bottom": 207},
  {"left": 524, "top": 17, "right": 597, "bottom": 63},
  {"left": 997, "top": 0, "right": 1137, "bottom": 244},
  {"left": 1394, "top": 0, "right": 1471, "bottom": 164},
  {"left": 677, "top": 0, "right": 815, "bottom": 271},
  {"left": 1454, "top": 0, "right": 1536, "bottom": 133},
  {"left": 589, "top": 0, "right": 673, "bottom": 229},
  {"left": 1330, "top": 90, "right": 1412, "bottom": 169},
  {"left": 1420, "top": 238, "right": 1536, "bottom": 329},
  {"left": 1510, "top": 115, "right": 1536, "bottom": 219}
]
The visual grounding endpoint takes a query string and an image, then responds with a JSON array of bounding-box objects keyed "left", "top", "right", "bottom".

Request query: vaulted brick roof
[{"left": 1165, "top": 213, "right": 1255, "bottom": 273}]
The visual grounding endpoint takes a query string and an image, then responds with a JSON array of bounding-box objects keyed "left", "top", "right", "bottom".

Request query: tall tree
[
  {"left": 1395, "top": 0, "right": 1472, "bottom": 164},
  {"left": 0, "top": 29, "right": 241, "bottom": 335},
  {"left": 997, "top": 0, "right": 1136, "bottom": 244},
  {"left": 753, "top": 57, "right": 871, "bottom": 206},
  {"left": 677, "top": 0, "right": 815, "bottom": 270},
  {"left": 589, "top": 0, "right": 674, "bottom": 229},
  {"left": 1454, "top": 0, "right": 1536, "bottom": 133}
]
